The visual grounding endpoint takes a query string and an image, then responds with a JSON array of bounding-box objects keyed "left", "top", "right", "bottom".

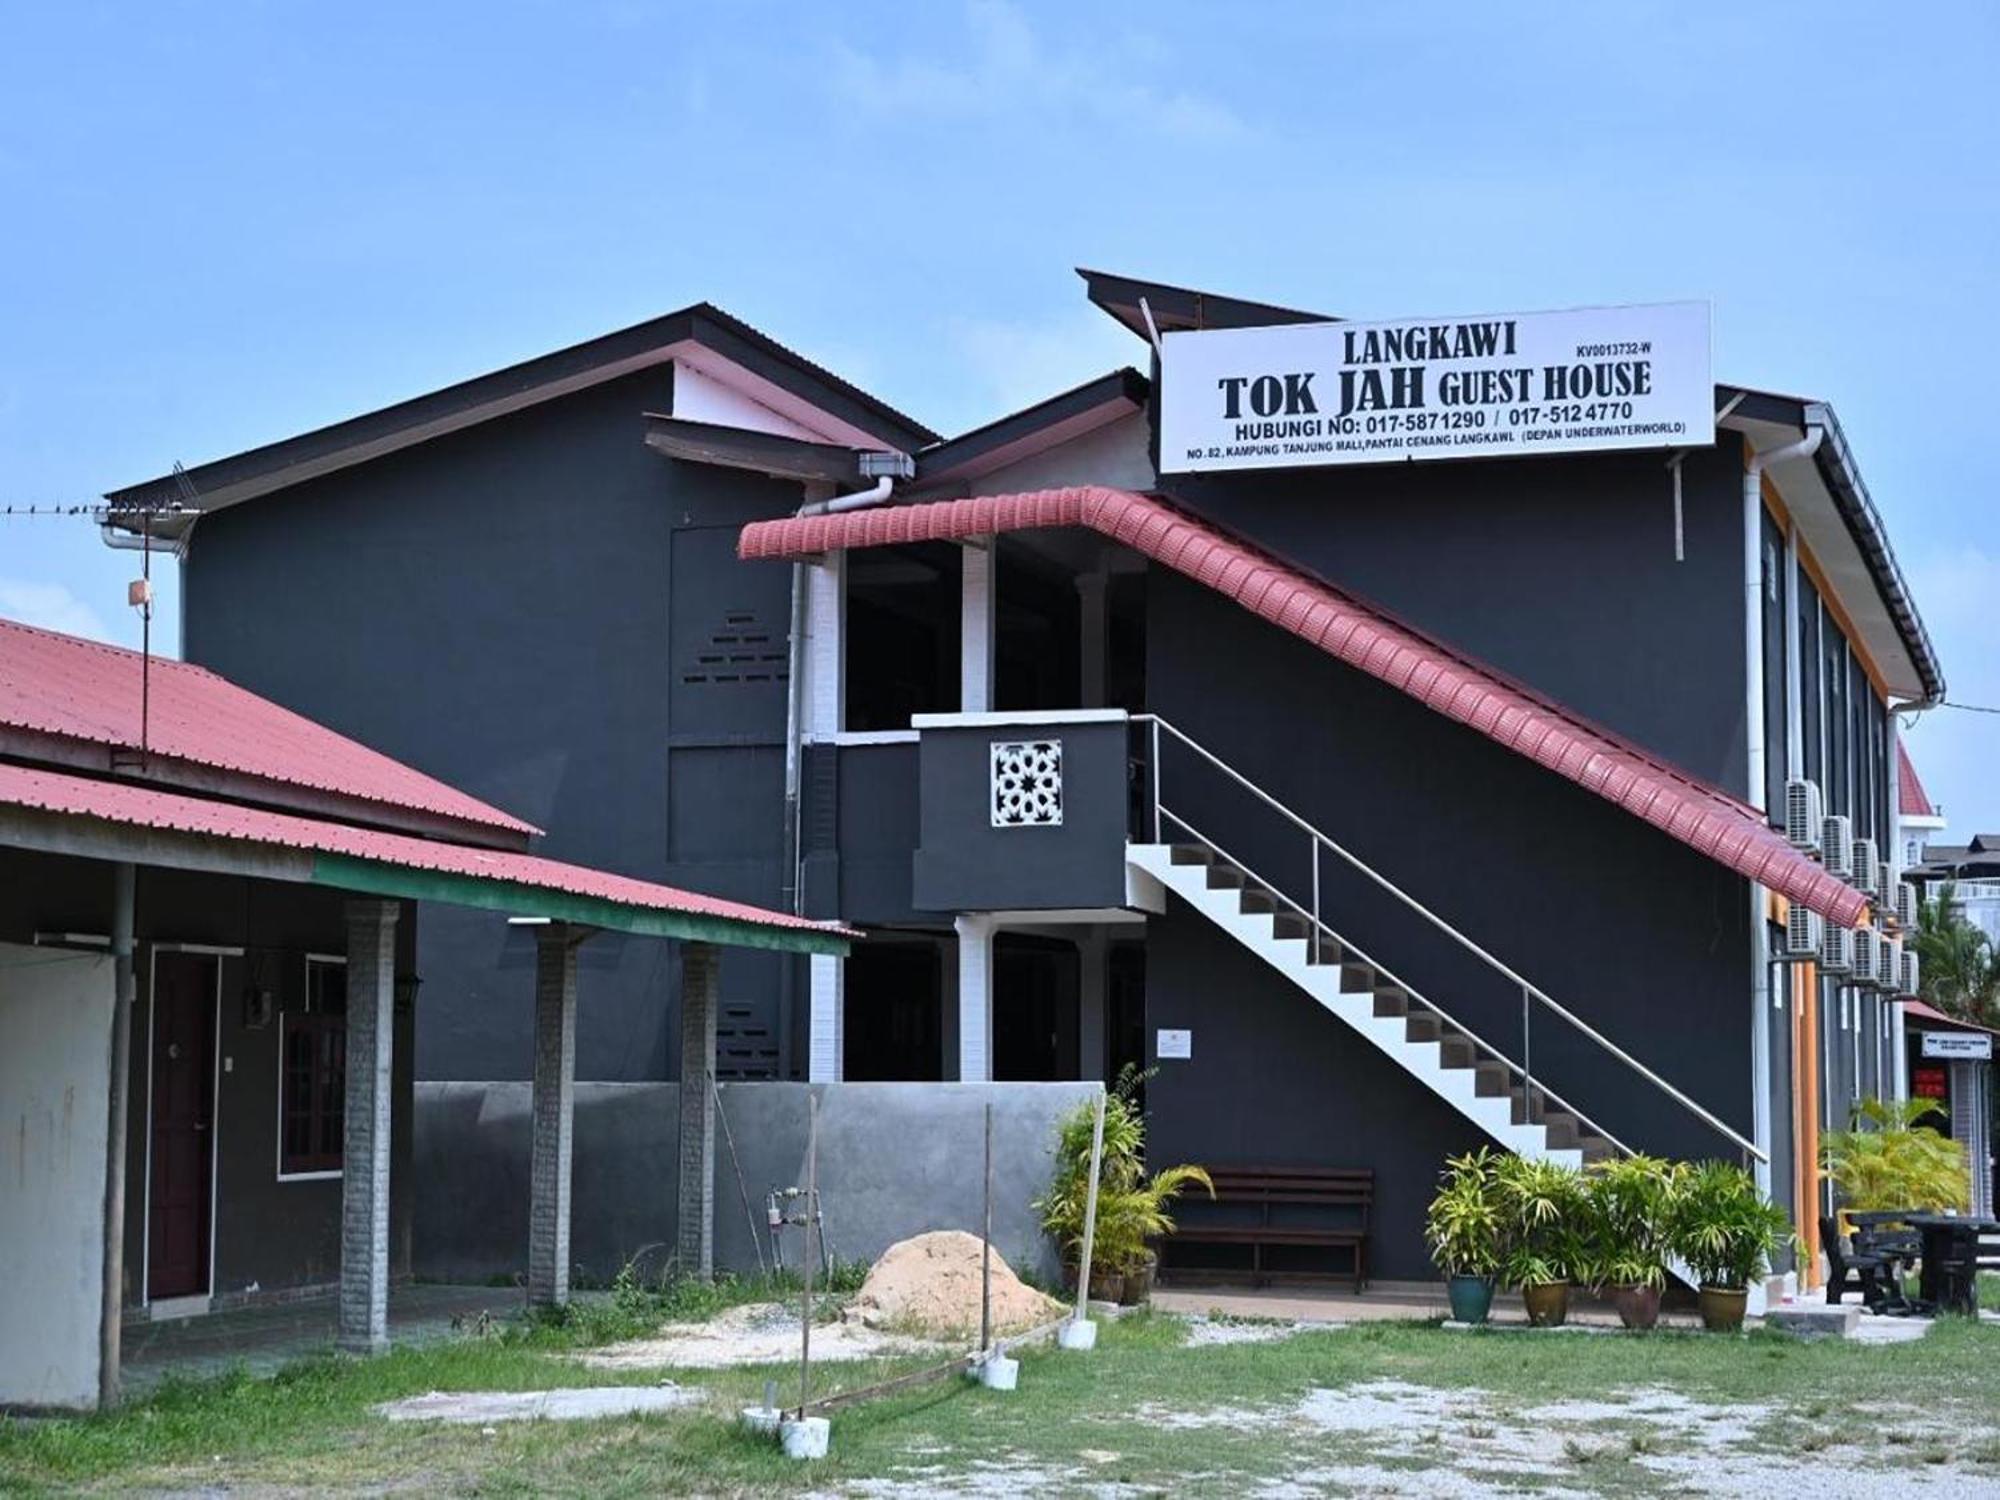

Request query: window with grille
[{"left": 280, "top": 957, "right": 346, "bottom": 1177}]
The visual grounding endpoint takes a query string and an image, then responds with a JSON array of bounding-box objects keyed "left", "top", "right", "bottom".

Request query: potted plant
[
  {"left": 1821, "top": 1097, "right": 1970, "bottom": 1227},
  {"left": 1037, "top": 1069, "right": 1212, "bottom": 1305},
  {"left": 1583, "top": 1155, "right": 1682, "bottom": 1330},
  {"left": 1667, "top": 1160, "right": 1792, "bottom": 1332},
  {"left": 1494, "top": 1154, "right": 1585, "bottom": 1327},
  {"left": 1425, "top": 1147, "right": 1504, "bottom": 1324}
]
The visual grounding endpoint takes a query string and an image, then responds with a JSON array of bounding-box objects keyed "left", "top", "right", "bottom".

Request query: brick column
[
  {"left": 528, "top": 923, "right": 583, "bottom": 1307},
  {"left": 340, "top": 899, "right": 399, "bottom": 1354},
  {"left": 677, "top": 942, "right": 720, "bottom": 1279},
  {"left": 808, "top": 952, "right": 844, "bottom": 1083},
  {"left": 955, "top": 914, "right": 994, "bottom": 1082}
]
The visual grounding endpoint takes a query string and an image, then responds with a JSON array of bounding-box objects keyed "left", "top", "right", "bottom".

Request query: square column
[
  {"left": 1076, "top": 570, "right": 1108, "bottom": 709},
  {"left": 807, "top": 555, "right": 846, "bottom": 738},
  {"left": 340, "top": 899, "right": 399, "bottom": 1354},
  {"left": 678, "top": 942, "right": 720, "bottom": 1279},
  {"left": 961, "top": 539, "right": 994, "bottom": 713},
  {"left": 808, "top": 952, "right": 844, "bottom": 1082},
  {"left": 528, "top": 922, "right": 584, "bottom": 1307},
  {"left": 1077, "top": 928, "right": 1107, "bottom": 1082},
  {"left": 955, "top": 914, "right": 994, "bottom": 1082}
]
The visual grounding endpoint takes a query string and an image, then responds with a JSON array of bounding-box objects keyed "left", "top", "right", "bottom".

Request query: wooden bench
[{"left": 1165, "top": 1166, "right": 1372, "bottom": 1292}]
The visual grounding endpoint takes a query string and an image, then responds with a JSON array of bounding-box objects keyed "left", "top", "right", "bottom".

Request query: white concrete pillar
[
  {"left": 807, "top": 555, "right": 846, "bottom": 737},
  {"left": 808, "top": 952, "right": 844, "bottom": 1083},
  {"left": 677, "top": 942, "right": 720, "bottom": 1279},
  {"left": 528, "top": 923, "right": 582, "bottom": 1307},
  {"left": 1077, "top": 929, "right": 1107, "bottom": 1082},
  {"left": 961, "top": 539, "right": 995, "bottom": 713},
  {"left": 1077, "top": 571, "right": 1108, "bottom": 709},
  {"left": 956, "top": 915, "right": 995, "bottom": 1082},
  {"left": 340, "top": 899, "right": 398, "bottom": 1353}
]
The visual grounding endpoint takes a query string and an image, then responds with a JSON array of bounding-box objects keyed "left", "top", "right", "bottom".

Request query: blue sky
[{"left": 2, "top": 1, "right": 1995, "bottom": 832}]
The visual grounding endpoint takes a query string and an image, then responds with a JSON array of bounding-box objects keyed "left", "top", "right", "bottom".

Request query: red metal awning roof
[
  {"left": 1902, "top": 997, "right": 1999, "bottom": 1036},
  {"left": 0, "top": 761, "right": 852, "bottom": 952},
  {"left": 741, "top": 485, "right": 1870, "bottom": 928},
  {"left": 0, "top": 617, "right": 538, "bottom": 842}
]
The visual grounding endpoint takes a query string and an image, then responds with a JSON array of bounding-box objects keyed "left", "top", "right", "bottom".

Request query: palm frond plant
[
  {"left": 1582, "top": 1154, "right": 1684, "bottom": 1329},
  {"left": 1491, "top": 1153, "right": 1586, "bottom": 1326},
  {"left": 1821, "top": 1096, "right": 1969, "bottom": 1224},
  {"left": 1036, "top": 1067, "right": 1212, "bottom": 1303},
  {"left": 1910, "top": 882, "right": 2000, "bottom": 1027},
  {"left": 1666, "top": 1159, "right": 1791, "bottom": 1331}
]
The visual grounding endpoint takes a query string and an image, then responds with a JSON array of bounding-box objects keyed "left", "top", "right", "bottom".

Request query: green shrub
[
  {"left": 1424, "top": 1147, "right": 1504, "bottom": 1278},
  {"left": 1822, "top": 1096, "right": 1970, "bottom": 1220},
  {"left": 1667, "top": 1160, "right": 1791, "bottom": 1290}
]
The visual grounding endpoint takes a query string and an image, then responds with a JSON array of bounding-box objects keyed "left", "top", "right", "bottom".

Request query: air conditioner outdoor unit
[
  {"left": 1877, "top": 934, "right": 1901, "bottom": 990},
  {"left": 1895, "top": 880, "right": 1920, "bottom": 930},
  {"left": 1851, "top": 927, "right": 1880, "bottom": 989},
  {"left": 1783, "top": 902, "right": 1824, "bottom": 961},
  {"left": 1878, "top": 861, "right": 1902, "bottom": 911},
  {"left": 1785, "top": 779, "right": 1824, "bottom": 853},
  {"left": 1902, "top": 948, "right": 1920, "bottom": 996},
  {"left": 1821, "top": 815, "right": 1854, "bottom": 879},
  {"left": 1821, "top": 924, "right": 1853, "bottom": 975},
  {"left": 1851, "top": 837, "right": 1879, "bottom": 896}
]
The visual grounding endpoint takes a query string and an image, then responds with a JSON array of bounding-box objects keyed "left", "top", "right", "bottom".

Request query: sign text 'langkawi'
[{"left": 1159, "top": 302, "right": 1713, "bottom": 473}]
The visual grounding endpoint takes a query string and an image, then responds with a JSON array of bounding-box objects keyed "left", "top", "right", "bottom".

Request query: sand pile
[{"left": 845, "top": 1230, "right": 1064, "bottom": 1338}]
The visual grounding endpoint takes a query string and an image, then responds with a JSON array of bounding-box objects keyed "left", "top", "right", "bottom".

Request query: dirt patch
[
  {"left": 375, "top": 1385, "right": 704, "bottom": 1424},
  {"left": 845, "top": 1231, "right": 1064, "bottom": 1339},
  {"left": 1181, "top": 1316, "right": 1310, "bottom": 1349},
  {"left": 577, "top": 1301, "right": 945, "bottom": 1371}
]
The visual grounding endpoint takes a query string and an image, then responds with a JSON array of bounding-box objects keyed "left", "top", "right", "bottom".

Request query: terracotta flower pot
[
  {"left": 1610, "top": 1284, "right": 1661, "bottom": 1331},
  {"left": 1698, "top": 1285, "right": 1748, "bottom": 1333},
  {"left": 1119, "top": 1252, "right": 1158, "bottom": 1306},
  {"left": 1521, "top": 1281, "right": 1570, "bottom": 1327}
]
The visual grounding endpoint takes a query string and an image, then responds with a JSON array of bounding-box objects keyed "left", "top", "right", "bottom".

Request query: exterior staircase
[{"left": 1128, "top": 841, "right": 1617, "bottom": 1168}]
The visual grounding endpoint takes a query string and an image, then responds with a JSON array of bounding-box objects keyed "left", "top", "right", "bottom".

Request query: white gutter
[
  {"left": 1743, "top": 420, "right": 1823, "bottom": 1209},
  {"left": 823, "top": 474, "right": 893, "bottom": 513},
  {"left": 1744, "top": 422, "right": 1824, "bottom": 815}
]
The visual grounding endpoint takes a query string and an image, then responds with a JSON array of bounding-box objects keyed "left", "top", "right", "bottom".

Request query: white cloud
[
  {"left": 829, "top": 1, "right": 1252, "bottom": 145},
  {"left": 1902, "top": 547, "right": 2000, "bottom": 836},
  {"left": 0, "top": 578, "right": 114, "bottom": 642}
]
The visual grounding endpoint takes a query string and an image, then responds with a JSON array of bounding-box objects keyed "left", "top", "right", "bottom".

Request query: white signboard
[
  {"left": 1156, "top": 1028, "right": 1192, "bottom": 1060},
  {"left": 1159, "top": 302, "right": 1712, "bottom": 473},
  {"left": 1922, "top": 1031, "right": 1993, "bottom": 1061}
]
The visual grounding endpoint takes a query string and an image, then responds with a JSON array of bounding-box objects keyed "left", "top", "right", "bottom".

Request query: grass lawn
[{"left": 5, "top": 1284, "right": 2000, "bottom": 1497}]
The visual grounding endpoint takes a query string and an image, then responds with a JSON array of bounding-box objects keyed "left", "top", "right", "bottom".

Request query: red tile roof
[
  {"left": 1901, "top": 997, "right": 1997, "bottom": 1035},
  {"left": 1897, "top": 740, "right": 1939, "bottom": 819},
  {"left": 0, "top": 617, "right": 538, "bottom": 841},
  {"left": 0, "top": 761, "right": 852, "bottom": 945},
  {"left": 741, "top": 485, "right": 1871, "bottom": 928}
]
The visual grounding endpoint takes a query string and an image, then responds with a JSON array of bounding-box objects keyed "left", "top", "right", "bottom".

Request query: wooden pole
[
  {"left": 798, "top": 1093, "right": 818, "bottom": 1418},
  {"left": 980, "top": 1100, "right": 994, "bottom": 1356},
  {"left": 1072, "top": 1089, "right": 1107, "bottom": 1323}
]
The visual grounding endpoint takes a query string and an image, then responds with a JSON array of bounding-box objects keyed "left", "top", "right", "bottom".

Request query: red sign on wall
[{"left": 1912, "top": 1064, "right": 1949, "bottom": 1101}]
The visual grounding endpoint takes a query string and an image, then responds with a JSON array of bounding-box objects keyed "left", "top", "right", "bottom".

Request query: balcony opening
[
  {"left": 993, "top": 932, "right": 1080, "bottom": 1080},
  {"left": 994, "top": 536, "right": 1147, "bottom": 714},
  {"left": 846, "top": 543, "right": 961, "bottom": 732},
  {"left": 843, "top": 935, "right": 945, "bottom": 1080}
]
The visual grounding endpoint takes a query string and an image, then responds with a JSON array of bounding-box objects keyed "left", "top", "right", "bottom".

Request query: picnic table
[
  {"left": 1831, "top": 1212, "right": 1925, "bottom": 1313},
  {"left": 1904, "top": 1213, "right": 2000, "bottom": 1316}
]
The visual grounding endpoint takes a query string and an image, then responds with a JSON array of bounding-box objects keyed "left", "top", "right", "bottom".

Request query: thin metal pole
[
  {"left": 1310, "top": 833, "right": 1321, "bottom": 964},
  {"left": 798, "top": 1093, "right": 818, "bottom": 1419},
  {"left": 1521, "top": 984, "right": 1532, "bottom": 1106},
  {"left": 980, "top": 1101, "right": 994, "bottom": 1356},
  {"left": 99, "top": 862, "right": 136, "bottom": 1409},
  {"left": 1150, "top": 717, "right": 1162, "bottom": 843},
  {"left": 1072, "top": 1090, "right": 1107, "bottom": 1324}
]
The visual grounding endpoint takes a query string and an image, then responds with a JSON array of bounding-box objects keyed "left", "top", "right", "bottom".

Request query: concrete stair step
[
  {"left": 1169, "top": 844, "right": 1217, "bottom": 866},
  {"left": 1405, "top": 1013, "right": 1444, "bottom": 1044}
]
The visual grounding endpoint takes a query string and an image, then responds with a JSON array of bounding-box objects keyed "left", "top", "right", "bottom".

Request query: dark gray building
[{"left": 114, "top": 270, "right": 1945, "bottom": 1291}]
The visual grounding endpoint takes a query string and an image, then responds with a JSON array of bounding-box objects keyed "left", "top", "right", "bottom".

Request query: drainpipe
[{"left": 1742, "top": 420, "right": 1823, "bottom": 1223}]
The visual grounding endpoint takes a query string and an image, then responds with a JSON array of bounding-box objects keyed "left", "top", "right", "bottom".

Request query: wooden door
[{"left": 148, "top": 952, "right": 216, "bottom": 1300}]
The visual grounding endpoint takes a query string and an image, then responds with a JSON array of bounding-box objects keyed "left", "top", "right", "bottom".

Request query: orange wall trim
[{"left": 1795, "top": 962, "right": 1823, "bottom": 1287}]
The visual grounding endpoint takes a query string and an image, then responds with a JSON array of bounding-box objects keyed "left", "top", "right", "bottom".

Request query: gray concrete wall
[
  {"left": 0, "top": 942, "right": 113, "bottom": 1411},
  {"left": 413, "top": 1080, "right": 1097, "bottom": 1286}
]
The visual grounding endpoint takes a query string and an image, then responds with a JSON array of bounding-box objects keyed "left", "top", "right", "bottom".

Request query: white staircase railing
[{"left": 1132, "top": 713, "right": 1765, "bottom": 1169}]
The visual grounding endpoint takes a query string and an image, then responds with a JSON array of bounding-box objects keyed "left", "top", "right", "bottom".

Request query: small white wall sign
[
  {"left": 1922, "top": 1031, "right": 1993, "bottom": 1061},
  {"left": 1156, "top": 1028, "right": 1192, "bottom": 1060}
]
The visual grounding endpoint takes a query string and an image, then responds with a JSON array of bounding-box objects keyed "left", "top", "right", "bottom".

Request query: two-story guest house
[{"left": 109, "top": 271, "right": 1942, "bottom": 1289}]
